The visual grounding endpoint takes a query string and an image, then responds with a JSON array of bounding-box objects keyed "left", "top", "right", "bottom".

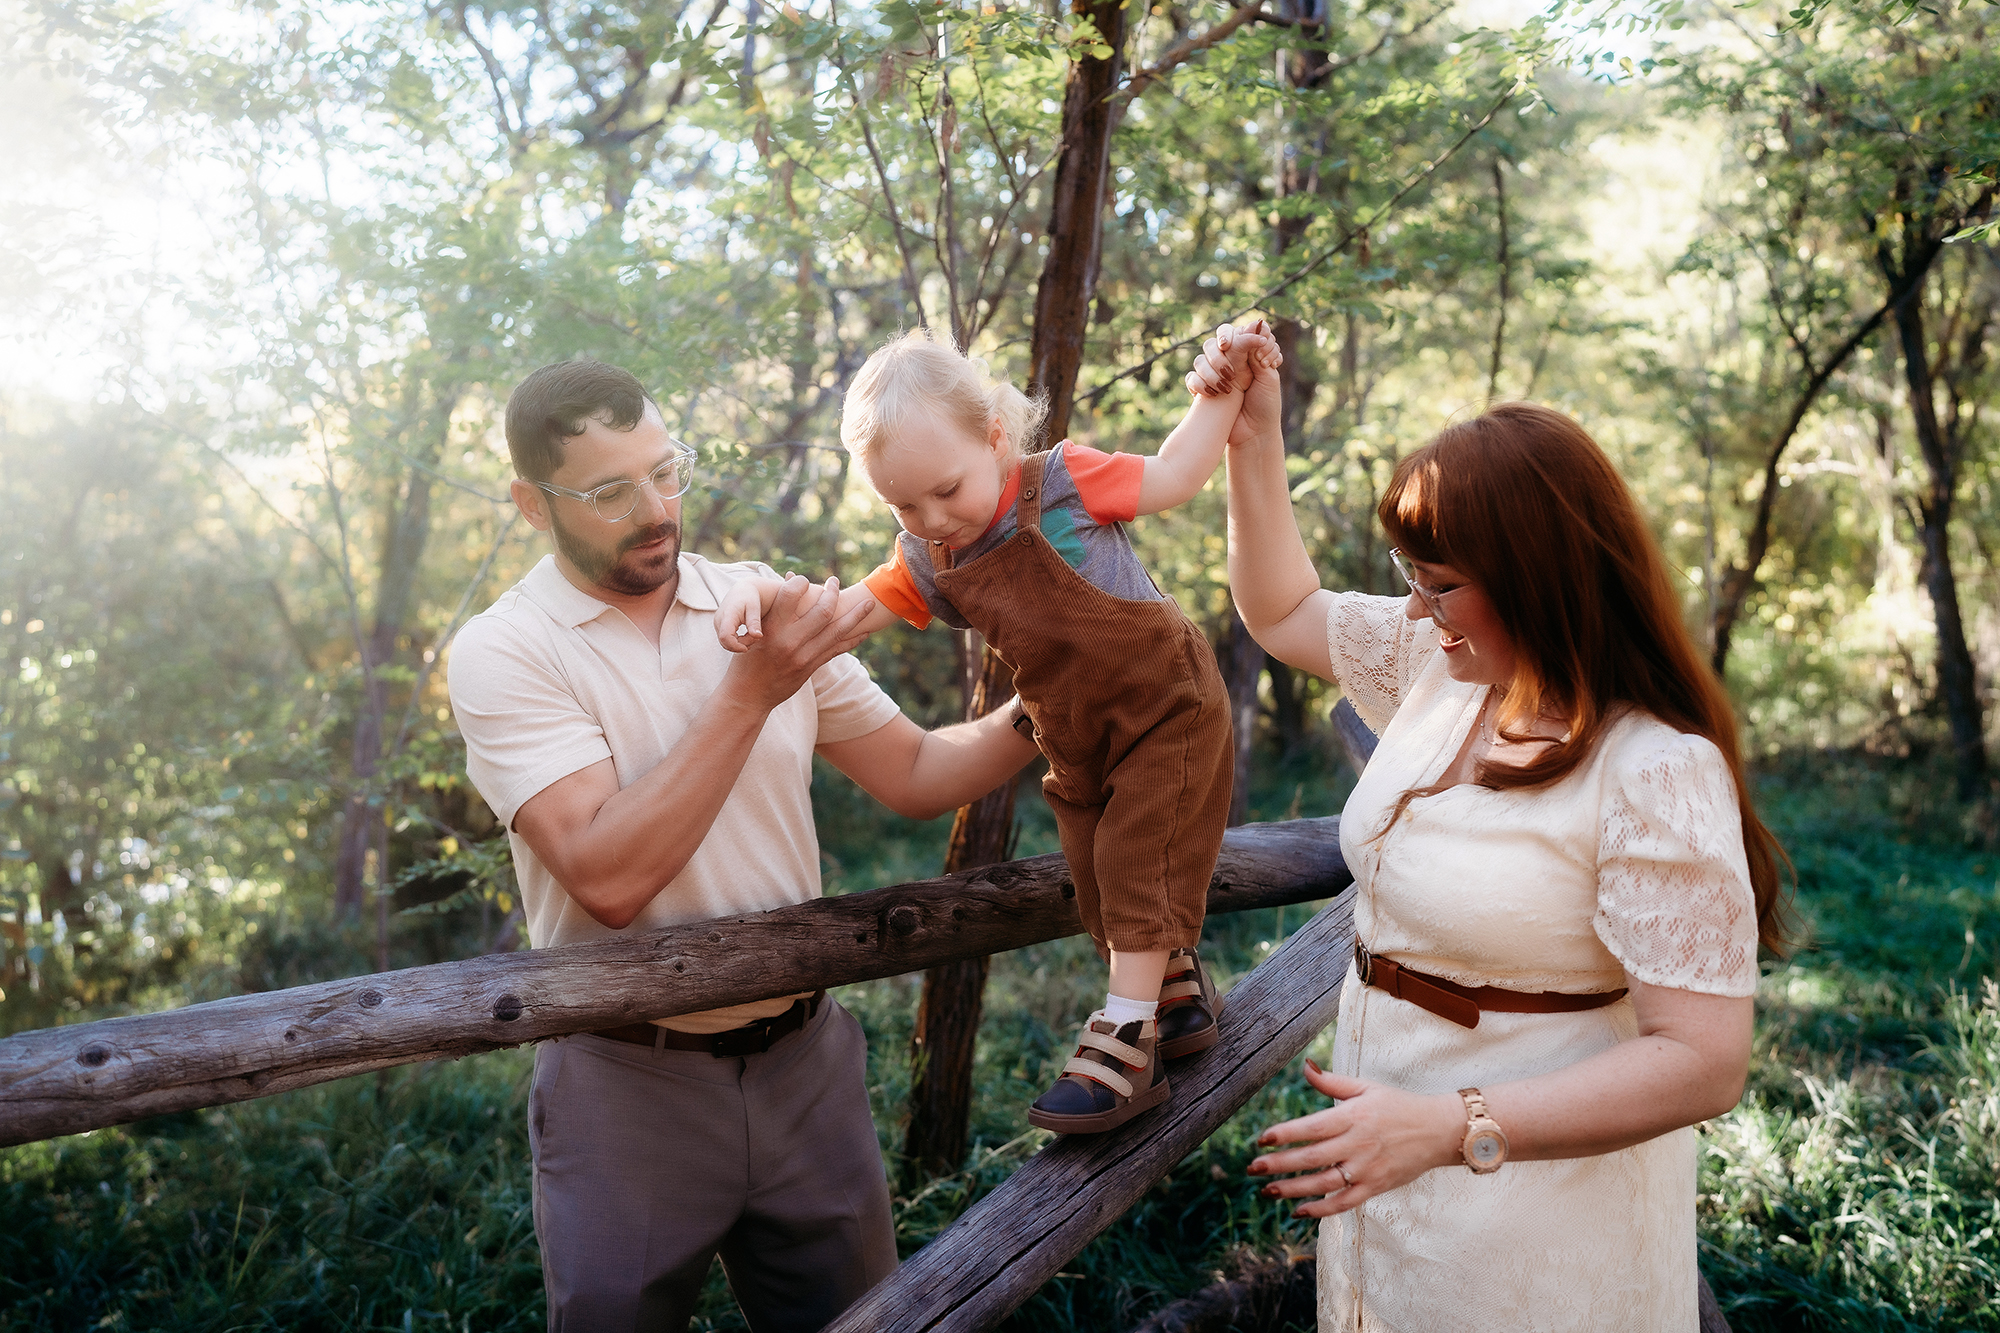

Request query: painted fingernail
[
  {"left": 1260, "top": 1184, "right": 1281, "bottom": 1197},
  {"left": 1246, "top": 1160, "right": 1266, "bottom": 1175},
  {"left": 1292, "top": 1208, "right": 1310, "bottom": 1220},
  {"left": 1304, "top": 1058, "right": 1322, "bottom": 1075}
]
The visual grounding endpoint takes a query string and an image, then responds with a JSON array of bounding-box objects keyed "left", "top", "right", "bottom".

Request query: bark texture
[
  {"left": 1026, "top": 0, "right": 1129, "bottom": 442},
  {"left": 1883, "top": 240, "right": 1992, "bottom": 798},
  {"left": 903, "top": 635, "right": 1019, "bottom": 1182},
  {"left": 823, "top": 892, "right": 1357, "bottom": 1333},
  {"left": 0, "top": 819, "right": 1348, "bottom": 1148}
]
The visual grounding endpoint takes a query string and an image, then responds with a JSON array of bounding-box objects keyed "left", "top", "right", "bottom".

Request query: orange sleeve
[
  {"left": 1060, "top": 440, "right": 1145, "bottom": 526},
  {"left": 860, "top": 542, "right": 934, "bottom": 630}
]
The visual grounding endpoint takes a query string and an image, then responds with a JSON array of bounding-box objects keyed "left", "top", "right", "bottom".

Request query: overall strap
[
  {"left": 925, "top": 535, "right": 952, "bottom": 574},
  {"left": 1017, "top": 450, "right": 1050, "bottom": 532}
]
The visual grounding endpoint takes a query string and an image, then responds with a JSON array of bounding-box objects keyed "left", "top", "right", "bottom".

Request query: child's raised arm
[
  {"left": 1133, "top": 321, "right": 1283, "bottom": 517},
  {"left": 716, "top": 574, "right": 898, "bottom": 654}
]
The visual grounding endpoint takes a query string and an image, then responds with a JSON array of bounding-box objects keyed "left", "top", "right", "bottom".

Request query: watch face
[{"left": 1467, "top": 1129, "right": 1506, "bottom": 1171}]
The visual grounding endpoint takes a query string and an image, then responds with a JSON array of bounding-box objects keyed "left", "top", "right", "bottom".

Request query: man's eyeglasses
[
  {"left": 533, "top": 444, "right": 697, "bottom": 524},
  {"left": 1389, "top": 547, "right": 1462, "bottom": 632}
]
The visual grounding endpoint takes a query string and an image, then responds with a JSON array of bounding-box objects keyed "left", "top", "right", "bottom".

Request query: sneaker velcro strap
[
  {"left": 1075, "top": 1028, "right": 1148, "bottom": 1067},
  {"left": 1159, "top": 978, "right": 1205, "bottom": 1002},
  {"left": 1061, "top": 1055, "right": 1135, "bottom": 1098}
]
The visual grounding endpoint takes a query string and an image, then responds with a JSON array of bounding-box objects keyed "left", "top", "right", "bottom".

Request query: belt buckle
[
  {"left": 1353, "top": 940, "right": 1375, "bottom": 986},
  {"left": 709, "top": 1020, "right": 774, "bottom": 1058}
]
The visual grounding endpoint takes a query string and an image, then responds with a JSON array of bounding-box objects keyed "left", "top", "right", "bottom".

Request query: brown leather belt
[
  {"left": 1354, "top": 941, "right": 1626, "bottom": 1030},
  {"left": 590, "top": 991, "right": 824, "bottom": 1057}
]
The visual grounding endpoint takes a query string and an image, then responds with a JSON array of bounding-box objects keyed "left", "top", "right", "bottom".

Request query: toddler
[{"left": 715, "top": 326, "right": 1280, "bottom": 1133}]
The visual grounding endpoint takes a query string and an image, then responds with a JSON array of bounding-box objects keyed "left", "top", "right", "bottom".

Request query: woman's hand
[
  {"left": 1248, "top": 1061, "right": 1464, "bottom": 1218},
  {"left": 1187, "top": 320, "right": 1284, "bottom": 450}
]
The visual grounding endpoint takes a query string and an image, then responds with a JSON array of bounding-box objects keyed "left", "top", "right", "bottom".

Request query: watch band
[
  {"left": 1457, "top": 1086, "right": 1509, "bottom": 1174},
  {"left": 1010, "top": 700, "right": 1036, "bottom": 740}
]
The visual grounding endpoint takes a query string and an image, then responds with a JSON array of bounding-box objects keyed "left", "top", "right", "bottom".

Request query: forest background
[{"left": 1, "top": 0, "right": 1998, "bottom": 1327}]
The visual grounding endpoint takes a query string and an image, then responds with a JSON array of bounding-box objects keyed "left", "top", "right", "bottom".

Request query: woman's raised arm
[{"left": 1198, "top": 324, "right": 1338, "bottom": 680}]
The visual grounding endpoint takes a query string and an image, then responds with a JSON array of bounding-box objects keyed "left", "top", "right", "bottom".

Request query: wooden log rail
[
  {"left": 0, "top": 817, "right": 1351, "bottom": 1148},
  {"left": 829, "top": 893, "right": 1357, "bottom": 1333}
]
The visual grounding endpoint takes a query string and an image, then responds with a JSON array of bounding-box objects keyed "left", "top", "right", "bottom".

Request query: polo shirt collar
[{"left": 522, "top": 552, "right": 716, "bottom": 628}]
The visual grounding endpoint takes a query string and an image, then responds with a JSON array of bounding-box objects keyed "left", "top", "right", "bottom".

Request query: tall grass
[{"left": 1696, "top": 753, "right": 2000, "bottom": 1332}]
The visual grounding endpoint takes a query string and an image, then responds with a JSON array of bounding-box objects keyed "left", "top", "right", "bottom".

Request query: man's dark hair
[{"left": 505, "top": 358, "right": 659, "bottom": 481}]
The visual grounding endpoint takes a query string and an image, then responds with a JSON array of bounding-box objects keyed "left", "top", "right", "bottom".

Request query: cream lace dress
[{"left": 1315, "top": 594, "right": 1759, "bottom": 1332}]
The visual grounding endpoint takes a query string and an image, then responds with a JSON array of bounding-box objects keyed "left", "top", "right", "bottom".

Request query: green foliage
[
  {"left": 0, "top": 1053, "right": 543, "bottom": 1332},
  {"left": 1700, "top": 755, "right": 2000, "bottom": 1330},
  {"left": 3, "top": 0, "right": 2000, "bottom": 1326}
]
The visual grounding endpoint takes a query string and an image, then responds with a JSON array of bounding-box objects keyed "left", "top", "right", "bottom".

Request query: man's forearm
[
  {"left": 541, "top": 689, "right": 772, "bottom": 929},
  {"left": 819, "top": 706, "right": 1039, "bottom": 822},
  {"left": 906, "top": 706, "right": 1041, "bottom": 815}
]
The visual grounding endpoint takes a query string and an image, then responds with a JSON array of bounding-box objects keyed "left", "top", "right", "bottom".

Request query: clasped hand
[
  {"left": 1185, "top": 318, "right": 1286, "bottom": 449},
  {"left": 713, "top": 573, "right": 877, "bottom": 712}
]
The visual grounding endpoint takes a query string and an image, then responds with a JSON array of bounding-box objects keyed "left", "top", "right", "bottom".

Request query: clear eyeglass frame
[
  {"left": 1388, "top": 546, "right": 1460, "bottom": 633},
  {"left": 533, "top": 443, "right": 697, "bottom": 523}
]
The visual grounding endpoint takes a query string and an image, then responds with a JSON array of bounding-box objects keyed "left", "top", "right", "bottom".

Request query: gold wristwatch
[{"left": 1457, "top": 1087, "right": 1508, "bottom": 1174}]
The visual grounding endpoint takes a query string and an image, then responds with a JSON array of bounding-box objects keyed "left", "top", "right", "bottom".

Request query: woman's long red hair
[{"left": 1379, "top": 402, "right": 1791, "bottom": 954}]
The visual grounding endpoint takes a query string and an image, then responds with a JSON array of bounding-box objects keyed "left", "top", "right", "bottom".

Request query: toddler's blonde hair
[{"left": 841, "top": 329, "right": 1049, "bottom": 461}]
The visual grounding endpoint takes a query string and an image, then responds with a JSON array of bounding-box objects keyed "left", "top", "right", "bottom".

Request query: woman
[{"left": 1189, "top": 326, "right": 1787, "bottom": 1329}]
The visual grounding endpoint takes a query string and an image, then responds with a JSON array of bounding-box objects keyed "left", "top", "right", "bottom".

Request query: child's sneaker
[
  {"left": 1156, "top": 946, "right": 1224, "bottom": 1059},
  {"left": 1026, "top": 1013, "right": 1170, "bottom": 1134}
]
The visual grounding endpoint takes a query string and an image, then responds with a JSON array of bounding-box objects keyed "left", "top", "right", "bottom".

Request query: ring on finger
[{"left": 1334, "top": 1163, "right": 1353, "bottom": 1191}]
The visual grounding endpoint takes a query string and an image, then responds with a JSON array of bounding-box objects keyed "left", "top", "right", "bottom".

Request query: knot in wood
[
  {"left": 887, "top": 905, "right": 921, "bottom": 937},
  {"left": 358, "top": 989, "right": 384, "bottom": 1009},
  {"left": 671, "top": 958, "right": 688, "bottom": 974},
  {"left": 1060, "top": 881, "right": 1076, "bottom": 899},
  {"left": 492, "top": 994, "right": 525, "bottom": 1022},
  {"left": 77, "top": 1044, "right": 112, "bottom": 1068}
]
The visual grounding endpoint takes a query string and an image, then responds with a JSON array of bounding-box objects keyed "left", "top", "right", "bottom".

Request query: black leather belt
[{"left": 590, "top": 991, "right": 825, "bottom": 1057}]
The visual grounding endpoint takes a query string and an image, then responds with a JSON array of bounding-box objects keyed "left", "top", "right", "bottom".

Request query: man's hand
[{"left": 718, "top": 574, "right": 877, "bottom": 714}]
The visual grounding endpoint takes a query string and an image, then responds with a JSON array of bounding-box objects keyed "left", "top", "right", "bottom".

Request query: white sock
[{"left": 1101, "top": 992, "right": 1159, "bottom": 1027}]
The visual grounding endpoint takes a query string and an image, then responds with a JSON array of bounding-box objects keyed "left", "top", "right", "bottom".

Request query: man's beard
[{"left": 550, "top": 511, "right": 681, "bottom": 597}]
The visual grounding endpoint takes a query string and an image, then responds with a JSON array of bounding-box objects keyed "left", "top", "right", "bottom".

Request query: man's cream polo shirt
[{"left": 448, "top": 552, "right": 903, "bottom": 1032}]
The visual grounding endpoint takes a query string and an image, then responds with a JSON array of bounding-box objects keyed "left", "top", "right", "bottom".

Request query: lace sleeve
[
  {"left": 1323, "top": 592, "right": 1434, "bottom": 735},
  {"left": 1593, "top": 726, "right": 1759, "bottom": 997}
]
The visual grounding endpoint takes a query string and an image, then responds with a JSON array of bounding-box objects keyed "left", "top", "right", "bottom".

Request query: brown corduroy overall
[{"left": 927, "top": 451, "right": 1234, "bottom": 958}]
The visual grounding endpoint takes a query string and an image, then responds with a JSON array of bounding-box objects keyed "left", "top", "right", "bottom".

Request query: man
[{"left": 447, "top": 358, "right": 1036, "bottom": 1332}]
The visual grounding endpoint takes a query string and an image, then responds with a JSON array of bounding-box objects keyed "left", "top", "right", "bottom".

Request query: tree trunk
[
  {"left": 334, "top": 394, "right": 456, "bottom": 918},
  {"left": 1221, "top": 609, "right": 1260, "bottom": 826},
  {"left": 902, "top": 633, "right": 1018, "bottom": 1182},
  {"left": 1026, "top": 0, "right": 1129, "bottom": 442},
  {"left": 1709, "top": 243, "right": 1942, "bottom": 677},
  {"left": 1891, "top": 276, "right": 1989, "bottom": 798},
  {"left": 1261, "top": 0, "right": 1335, "bottom": 762},
  {"left": 898, "top": 0, "right": 1133, "bottom": 1181},
  {"left": 1267, "top": 651, "right": 1306, "bottom": 759}
]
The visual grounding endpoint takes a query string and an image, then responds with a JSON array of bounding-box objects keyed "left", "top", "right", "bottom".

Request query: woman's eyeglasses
[
  {"left": 1388, "top": 547, "right": 1461, "bottom": 632},
  {"left": 533, "top": 443, "right": 697, "bottom": 523}
]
